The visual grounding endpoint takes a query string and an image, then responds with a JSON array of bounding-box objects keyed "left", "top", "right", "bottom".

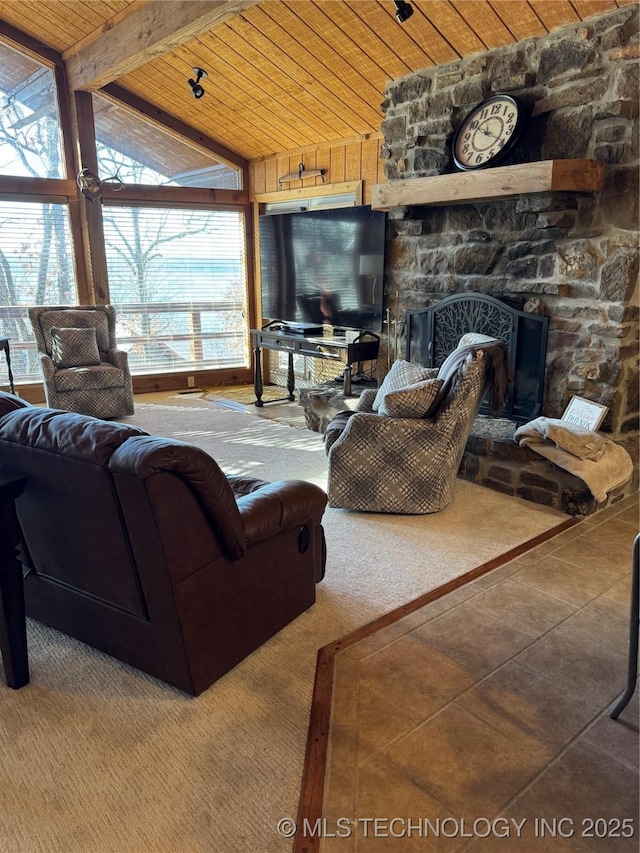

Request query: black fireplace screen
[{"left": 405, "top": 293, "right": 548, "bottom": 422}]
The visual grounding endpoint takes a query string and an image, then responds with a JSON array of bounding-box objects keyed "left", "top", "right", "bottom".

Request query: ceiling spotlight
[
  {"left": 188, "top": 67, "right": 207, "bottom": 99},
  {"left": 394, "top": 0, "right": 414, "bottom": 23}
]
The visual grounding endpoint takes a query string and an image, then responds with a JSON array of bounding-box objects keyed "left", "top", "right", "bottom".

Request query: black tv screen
[{"left": 259, "top": 205, "right": 386, "bottom": 332}]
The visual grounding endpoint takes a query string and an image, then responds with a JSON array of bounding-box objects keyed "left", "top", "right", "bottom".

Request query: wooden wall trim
[
  {"left": 55, "top": 60, "right": 90, "bottom": 299},
  {"left": 0, "top": 178, "right": 77, "bottom": 197},
  {"left": 73, "top": 91, "right": 108, "bottom": 304},
  {"left": 254, "top": 180, "right": 362, "bottom": 206},
  {"left": 101, "top": 186, "right": 249, "bottom": 206},
  {"left": 132, "top": 366, "right": 254, "bottom": 395}
]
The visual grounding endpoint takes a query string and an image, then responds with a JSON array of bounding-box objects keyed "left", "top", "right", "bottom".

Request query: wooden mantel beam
[
  {"left": 65, "top": 0, "right": 259, "bottom": 92},
  {"left": 371, "top": 160, "right": 605, "bottom": 211}
]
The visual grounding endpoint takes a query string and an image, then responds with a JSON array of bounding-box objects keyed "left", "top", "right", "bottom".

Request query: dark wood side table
[
  {"left": 0, "top": 475, "right": 28, "bottom": 689},
  {"left": 251, "top": 328, "right": 380, "bottom": 405},
  {"left": 0, "top": 338, "right": 16, "bottom": 395}
]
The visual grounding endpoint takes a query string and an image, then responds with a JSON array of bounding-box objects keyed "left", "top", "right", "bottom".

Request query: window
[
  {"left": 0, "top": 41, "right": 76, "bottom": 385},
  {"left": 0, "top": 201, "right": 76, "bottom": 381},
  {"left": 0, "top": 41, "right": 64, "bottom": 178},
  {"left": 102, "top": 205, "right": 249, "bottom": 374},
  {"left": 93, "top": 93, "right": 241, "bottom": 189},
  {"left": 0, "top": 41, "right": 249, "bottom": 388},
  {"left": 93, "top": 98, "right": 249, "bottom": 378}
]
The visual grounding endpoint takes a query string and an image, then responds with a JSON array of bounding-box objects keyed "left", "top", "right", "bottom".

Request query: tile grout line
[{"left": 481, "top": 706, "right": 639, "bottom": 828}]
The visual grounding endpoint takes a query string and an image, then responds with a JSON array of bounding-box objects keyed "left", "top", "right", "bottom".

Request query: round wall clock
[{"left": 452, "top": 94, "right": 525, "bottom": 171}]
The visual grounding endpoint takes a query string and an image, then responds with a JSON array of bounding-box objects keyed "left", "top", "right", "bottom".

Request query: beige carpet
[{"left": 0, "top": 397, "right": 569, "bottom": 853}]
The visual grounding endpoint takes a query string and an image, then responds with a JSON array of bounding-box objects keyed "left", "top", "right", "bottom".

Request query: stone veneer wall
[{"left": 380, "top": 5, "right": 639, "bottom": 437}]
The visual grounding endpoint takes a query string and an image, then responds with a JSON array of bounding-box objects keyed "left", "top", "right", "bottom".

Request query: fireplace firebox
[{"left": 405, "top": 293, "right": 548, "bottom": 423}]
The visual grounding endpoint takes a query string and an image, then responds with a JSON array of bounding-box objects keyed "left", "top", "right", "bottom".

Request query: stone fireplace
[
  {"left": 305, "top": 6, "right": 638, "bottom": 516},
  {"left": 380, "top": 4, "right": 638, "bottom": 432},
  {"left": 373, "top": 5, "right": 639, "bottom": 513}
]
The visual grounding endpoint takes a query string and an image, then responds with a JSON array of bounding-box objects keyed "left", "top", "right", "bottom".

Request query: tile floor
[{"left": 320, "top": 493, "right": 639, "bottom": 852}]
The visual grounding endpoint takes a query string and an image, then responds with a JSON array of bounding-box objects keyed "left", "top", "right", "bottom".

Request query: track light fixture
[
  {"left": 393, "top": 0, "right": 414, "bottom": 23},
  {"left": 188, "top": 67, "right": 207, "bottom": 99}
]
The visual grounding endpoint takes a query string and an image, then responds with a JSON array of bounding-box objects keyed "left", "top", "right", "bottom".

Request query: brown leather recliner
[{"left": 0, "top": 394, "right": 327, "bottom": 696}]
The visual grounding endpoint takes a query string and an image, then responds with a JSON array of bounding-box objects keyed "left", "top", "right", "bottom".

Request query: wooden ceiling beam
[
  {"left": 61, "top": 1, "right": 150, "bottom": 62},
  {"left": 65, "top": 0, "right": 260, "bottom": 92},
  {"left": 0, "top": 18, "right": 62, "bottom": 67}
]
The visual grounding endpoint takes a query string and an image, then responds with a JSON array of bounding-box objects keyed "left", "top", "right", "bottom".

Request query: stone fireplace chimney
[{"left": 377, "top": 5, "right": 639, "bottom": 441}]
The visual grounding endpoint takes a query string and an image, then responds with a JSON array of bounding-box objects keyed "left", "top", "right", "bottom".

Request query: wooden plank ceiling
[{"left": 0, "top": 0, "right": 634, "bottom": 162}]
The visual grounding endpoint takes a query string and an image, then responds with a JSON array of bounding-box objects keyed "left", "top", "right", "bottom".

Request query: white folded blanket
[{"left": 514, "top": 417, "right": 633, "bottom": 503}]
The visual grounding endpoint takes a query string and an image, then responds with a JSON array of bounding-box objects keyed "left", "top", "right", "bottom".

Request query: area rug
[
  {"left": 0, "top": 396, "right": 569, "bottom": 853},
  {"left": 202, "top": 385, "right": 310, "bottom": 428}
]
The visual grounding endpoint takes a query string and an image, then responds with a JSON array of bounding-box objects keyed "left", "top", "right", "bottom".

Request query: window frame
[{"left": 0, "top": 26, "right": 256, "bottom": 395}]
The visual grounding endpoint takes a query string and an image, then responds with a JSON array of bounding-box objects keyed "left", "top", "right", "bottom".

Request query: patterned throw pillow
[
  {"left": 372, "top": 360, "right": 435, "bottom": 412},
  {"left": 379, "top": 377, "right": 444, "bottom": 418},
  {"left": 50, "top": 327, "right": 101, "bottom": 369}
]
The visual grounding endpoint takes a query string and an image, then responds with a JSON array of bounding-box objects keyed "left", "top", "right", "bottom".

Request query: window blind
[
  {"left": 0, "top": 200, "right": 76, "bottom": 382},
  {"left": 102, "top": 205, "right": 249, "bottom": 375}
]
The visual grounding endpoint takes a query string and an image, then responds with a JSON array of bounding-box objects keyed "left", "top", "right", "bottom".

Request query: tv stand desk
[{"left": 251, "top": 329, "right": 379, "bottom": 405}]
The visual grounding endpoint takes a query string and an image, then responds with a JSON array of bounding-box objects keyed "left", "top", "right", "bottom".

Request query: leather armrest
[
  {"left": 236, "top": 480, "right": 327, "bottom": 546},
  {"left": 0, "top": 391, "right": 31, "bottom": 419}
]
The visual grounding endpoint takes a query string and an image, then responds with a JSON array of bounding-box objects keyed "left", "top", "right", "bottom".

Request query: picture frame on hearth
[{"left": 561, "top": 395, "right": 608, "bottom": 432}]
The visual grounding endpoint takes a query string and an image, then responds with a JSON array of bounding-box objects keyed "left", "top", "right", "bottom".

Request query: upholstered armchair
[
  {"left": 28, "top": 304, "right": 134, "bottom": 419},
  {"left": 324, "top": 334, "right": 510, "bottom": 514}
]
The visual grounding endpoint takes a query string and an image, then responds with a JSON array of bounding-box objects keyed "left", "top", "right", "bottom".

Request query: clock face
[{"left": 452, "top": 95, "right": 524, "bottom": 171}]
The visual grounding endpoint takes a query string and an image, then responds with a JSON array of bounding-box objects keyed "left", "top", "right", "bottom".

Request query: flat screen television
[{"left": 259, "top": 205, "right": 387, "bottom": 333}]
